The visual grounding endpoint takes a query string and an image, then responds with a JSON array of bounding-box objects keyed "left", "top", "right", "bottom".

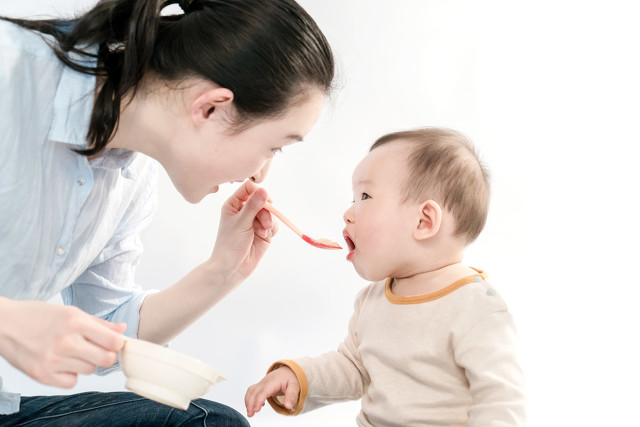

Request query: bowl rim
[{"left": 121, "top": 338, "right": 222, "bottom": 382}]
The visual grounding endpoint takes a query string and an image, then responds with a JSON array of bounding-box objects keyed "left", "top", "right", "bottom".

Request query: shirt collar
[
  {"left": 47, "top": 48, "right": 137, "bottom": 179},
  {"left": 47, "top": 48, "right": 97, "bottom": 149},
  {"left": 89, "top": 148, "right": 138, "bottom": 179}
]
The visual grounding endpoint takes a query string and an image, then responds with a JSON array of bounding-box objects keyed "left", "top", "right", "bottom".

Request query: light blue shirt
[{"left": 0, "top": 20, "right": 159, "bottom": 414}]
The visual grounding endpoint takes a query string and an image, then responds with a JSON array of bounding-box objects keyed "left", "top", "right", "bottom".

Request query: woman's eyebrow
[{"left": 286, "top": 134, "right": 304, "bottom": 142}]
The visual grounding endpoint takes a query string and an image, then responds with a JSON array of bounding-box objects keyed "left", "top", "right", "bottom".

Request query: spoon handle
[{"left": 263, "top": 203, "right": 303, "bottom": 238}]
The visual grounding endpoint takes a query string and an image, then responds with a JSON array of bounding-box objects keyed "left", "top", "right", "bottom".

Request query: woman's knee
[{"left": 183, "top": 399, "right": 250, "bottom": 427}]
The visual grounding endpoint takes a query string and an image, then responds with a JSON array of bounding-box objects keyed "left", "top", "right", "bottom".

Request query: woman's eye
[
  {"left": 272, "top": 147, "right": 283, "bottom": 155},
  {"left": 361, "top": 193, "right": 371, "bottom": 200}
]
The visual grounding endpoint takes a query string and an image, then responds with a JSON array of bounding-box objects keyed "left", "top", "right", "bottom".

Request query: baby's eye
[{"left": 361, "top": 193, "right": 371, "bottom": 200}]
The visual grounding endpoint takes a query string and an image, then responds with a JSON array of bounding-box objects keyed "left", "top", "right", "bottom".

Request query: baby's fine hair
[{"left": 371, "top": 128, "right": 490, "bottom": 244}]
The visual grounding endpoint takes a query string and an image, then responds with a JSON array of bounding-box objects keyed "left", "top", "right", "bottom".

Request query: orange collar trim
[{"left": 385, "top": 267, "right": 488, "bottom": 305}]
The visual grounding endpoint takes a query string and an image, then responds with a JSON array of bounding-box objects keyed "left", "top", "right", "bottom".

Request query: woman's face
[{"left": 167, "top": 88, "right": 326, "bottom": 203}]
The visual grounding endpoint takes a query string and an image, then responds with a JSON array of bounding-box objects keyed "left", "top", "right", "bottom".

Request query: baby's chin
[{"left": 353, "top": 264, "right": 388, "bottom": 283}]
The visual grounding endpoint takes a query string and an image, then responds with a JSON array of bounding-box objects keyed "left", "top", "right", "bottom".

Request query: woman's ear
[
  {"left": 413, "top": 200, "right": 442, "bottom": 241},
  {"left": 190, "top": 87, "right": 234, "bottom": 124}
]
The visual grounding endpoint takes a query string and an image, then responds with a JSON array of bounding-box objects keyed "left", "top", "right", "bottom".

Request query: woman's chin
[{"left": 181, "top": 189, "right": 210, "bottom": 204}]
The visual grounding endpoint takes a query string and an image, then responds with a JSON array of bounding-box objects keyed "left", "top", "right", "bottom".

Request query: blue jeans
[{"left": 0, "top": 392, "right": 250, "bottom": 426}]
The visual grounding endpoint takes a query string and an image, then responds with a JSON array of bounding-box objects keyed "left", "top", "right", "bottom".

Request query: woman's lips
[{"left": 343, "top": 230, "right": 356, "bottom": 261}]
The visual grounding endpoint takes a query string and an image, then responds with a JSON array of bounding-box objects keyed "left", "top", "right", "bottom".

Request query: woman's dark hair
[{"left": 1, "top": 0, "right": 334, "bottom": 156}]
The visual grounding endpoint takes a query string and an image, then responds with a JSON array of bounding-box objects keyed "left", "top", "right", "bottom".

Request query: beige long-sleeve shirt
[{"left": 268, "top": 270, "right": 526, "bottom": 426}]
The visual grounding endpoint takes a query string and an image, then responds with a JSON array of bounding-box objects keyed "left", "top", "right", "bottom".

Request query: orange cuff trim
[
  {"left": 385, "top": 267, "right": 488, "bottom": 305},
  {"left": 266, "top": 359, "right": 308, "bottom": 416}
]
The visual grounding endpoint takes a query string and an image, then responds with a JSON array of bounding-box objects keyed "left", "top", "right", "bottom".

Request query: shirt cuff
[
  {"left": 0, "top": 391, "right": 20, "bottom": 415},
  {"left": 95, "top": 289, "right": 157, "bottom": 376},
  {"left": 266, "top": 360, "right": 308, "bottom": 416},
  {"left": 107, "top": 289, "right": 157, "bottom": 339}
]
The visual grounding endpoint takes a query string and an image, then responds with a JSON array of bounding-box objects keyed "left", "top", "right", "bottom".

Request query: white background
[{"left": 1, "top": 1, "right": 639, "bottom": 426}]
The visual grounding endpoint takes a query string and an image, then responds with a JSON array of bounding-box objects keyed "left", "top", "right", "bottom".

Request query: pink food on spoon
[{"left": 263, "top": 203, "right": 342, "bottom": 250}]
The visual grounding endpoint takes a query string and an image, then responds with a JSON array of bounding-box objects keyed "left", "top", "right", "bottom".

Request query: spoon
[{"left": 263, "top": 203, "right": 342, "bottom": 250}]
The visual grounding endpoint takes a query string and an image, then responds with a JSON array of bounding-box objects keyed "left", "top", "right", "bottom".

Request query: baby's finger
[
  {"left": 245, "top": 385, "right": 265, "bottom": 417},
  {"left": 247, "top": 399, "right": 265, "bottom": 417},
  {"left": 283, "top": 382, "right": 300, "bottom": 410},
  {"left": 249, "top": 382, "right": 280, "bottom": 410}
]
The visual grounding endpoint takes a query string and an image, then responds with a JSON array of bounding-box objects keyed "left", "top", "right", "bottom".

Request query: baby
[{"left": 245, "top": 128, "right": 526, "bottom": 426}]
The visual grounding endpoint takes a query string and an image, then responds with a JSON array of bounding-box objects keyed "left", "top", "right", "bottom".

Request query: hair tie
[{"left": 179, "top": 0, "right": 196, "bottom": 13}]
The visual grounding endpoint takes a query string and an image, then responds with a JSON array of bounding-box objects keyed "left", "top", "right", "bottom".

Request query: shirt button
[
  {"left": 56, "top": 246, "right": 65, "bottom": 256},
  {"left": 77, "top": 176, "right": 87, "bottom": 186},
  {"left": 486, "top": 289, "right": 496, "bottom": 297}
]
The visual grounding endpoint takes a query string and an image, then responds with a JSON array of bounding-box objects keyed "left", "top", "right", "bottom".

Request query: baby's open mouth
[
  {"left": 344, "top": 233, "right": 356, "bottom": 261},
  {"left": 343, "top": 232, "right": 356, "bottom": 252}
]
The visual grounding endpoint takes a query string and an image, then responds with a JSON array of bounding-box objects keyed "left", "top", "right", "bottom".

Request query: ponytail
[{"left": 2, "top": 0, "right": 334, "bottom": 156}]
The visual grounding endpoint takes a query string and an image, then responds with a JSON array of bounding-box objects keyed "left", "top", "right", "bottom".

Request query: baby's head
[{"left": 343, "top": 128, "right": 490, "bottom": 282}]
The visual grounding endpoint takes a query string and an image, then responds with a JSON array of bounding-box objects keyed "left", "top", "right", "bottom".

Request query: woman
[{"left": 0, "top": 0, "right": 334, "bottom": 424}]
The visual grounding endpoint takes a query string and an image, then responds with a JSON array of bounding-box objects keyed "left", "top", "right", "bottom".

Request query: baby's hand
[{"left": 245, "top": 366, "right": 300, "bottom": 417}]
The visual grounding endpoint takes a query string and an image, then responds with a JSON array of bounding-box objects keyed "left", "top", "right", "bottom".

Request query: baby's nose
[{"left": 343, "top": 205, "right": 355, "bottom": 223}]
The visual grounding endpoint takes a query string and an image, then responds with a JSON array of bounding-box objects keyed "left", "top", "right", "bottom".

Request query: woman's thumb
[{"left": 240, "top": 188, "right": 268, "bottom": 223}]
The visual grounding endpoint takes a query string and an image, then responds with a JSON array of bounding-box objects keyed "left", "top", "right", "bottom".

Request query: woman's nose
[{"left": 251, "top": 159, "right": 273, "bottom": 183}]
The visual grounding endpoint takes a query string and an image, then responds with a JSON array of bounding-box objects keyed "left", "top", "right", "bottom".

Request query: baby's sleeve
[
  {"left": 454, "top": 310, "right": 527, "bottom": 426},
  {"left": 267, "top": 288, "right": 370, "bottom": 415}
]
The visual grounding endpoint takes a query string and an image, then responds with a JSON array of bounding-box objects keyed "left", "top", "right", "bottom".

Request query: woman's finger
[
  {"left": 75, "top": 340, "right": 119, "bottom": 369},
  {"left": 94, "top": 317, "right": 127, "bottom": 333},
  {"left": 46, "top": 372, "right": 78, "bottom": 389},
  {"left": 255, "top": 207, "right": 274, "bottom": 230},
  {"left": 59, "top": 357, "right": 99, "bottom": 376},
  {"left": 226, "top": 180, "right": 260, "bottom": 211},
  {"left": 235, "top": 188, "right": 269, "bottom": 229},
  {"left": 82, "top": 317, "right": 126, "bottom": 352}
]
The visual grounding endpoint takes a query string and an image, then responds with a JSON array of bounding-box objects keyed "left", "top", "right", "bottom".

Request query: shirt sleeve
[
  {"left": 268, "top": 288, "right": 370, "bottom": 415},
  {"left": 454, "top": 310, "right": 527, "bottom": 426},
  {"left": 60, "top": 167, "right": 158, "bottom": 374}
]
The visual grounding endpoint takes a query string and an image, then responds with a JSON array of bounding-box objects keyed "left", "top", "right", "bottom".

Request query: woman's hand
[
  {"left": 137, "top": 180, "right": 279, "bottom": 344},
  {"left": 0, "top": 297, "right": 126, "bottom": 388},
  {"left": 209, "top": 180, "right": 278, "bottom": 287}
]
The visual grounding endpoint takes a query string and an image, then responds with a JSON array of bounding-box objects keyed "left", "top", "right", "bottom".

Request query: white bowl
[{"left": 120, "top": 338, "right": 225, "bottom": 410}]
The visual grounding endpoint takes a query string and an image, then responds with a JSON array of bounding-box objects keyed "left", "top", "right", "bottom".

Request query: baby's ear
[{"left": 413, "top": 200, "right": 442, "bottom": 241}]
